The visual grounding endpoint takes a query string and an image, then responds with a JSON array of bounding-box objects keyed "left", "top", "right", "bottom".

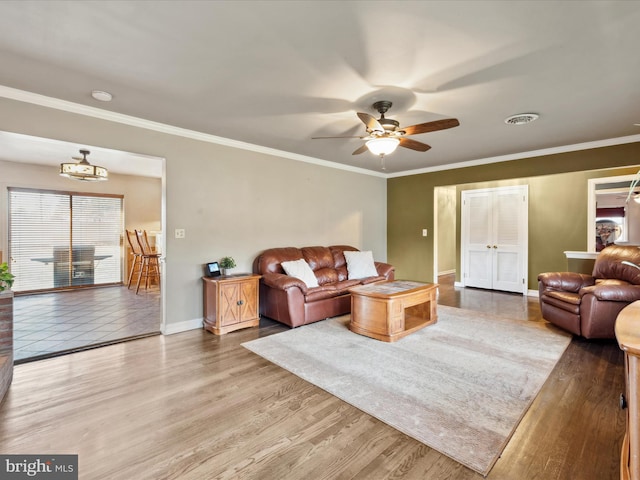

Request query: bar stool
[
  {"left": 125, "top": 230, "right": 143, "bottom": 289},
  {"left": 135, "top": 229, "right": 161, "bottom": 294}
]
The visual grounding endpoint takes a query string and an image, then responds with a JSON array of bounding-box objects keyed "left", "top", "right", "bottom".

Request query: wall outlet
[
  {"left": 422, "top": 229, "right": 428, "bottom": 237},
  {"left": 175, "top": 228, "right": 186, "bottom": 239}
]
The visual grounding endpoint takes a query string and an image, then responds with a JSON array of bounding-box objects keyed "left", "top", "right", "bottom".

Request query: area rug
[{"left": 242, "top": 306, "right": 572, "bottom": 475}]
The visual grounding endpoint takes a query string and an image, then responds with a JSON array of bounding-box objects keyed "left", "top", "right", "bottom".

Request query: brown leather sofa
[
  {"left": 253, "top": 245, "right": 394, "bottom": 327},
  {"left": 538, "top": 245, "right": 640, "bottom": 339}
]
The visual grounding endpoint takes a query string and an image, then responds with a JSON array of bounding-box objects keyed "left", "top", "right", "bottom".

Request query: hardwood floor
[{"left": 0, "top": 278, "right": 625, "bottom": 479}]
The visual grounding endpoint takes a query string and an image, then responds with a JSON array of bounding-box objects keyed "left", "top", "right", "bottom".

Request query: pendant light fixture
[{"left": 60, "top": 149, "right": 108, "bottom": 181}]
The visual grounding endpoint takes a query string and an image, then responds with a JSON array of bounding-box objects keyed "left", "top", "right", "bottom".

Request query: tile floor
[{"left": 13, "top": 285, "right": 161, "bottom": 363}]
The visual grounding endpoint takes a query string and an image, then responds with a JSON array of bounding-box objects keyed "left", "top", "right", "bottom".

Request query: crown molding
[
  {"left": 386, "top": 134, "right": 640, "bottom": 178},
  {"left": 0, "top": 85, "right": 386, "bottom": 179}
]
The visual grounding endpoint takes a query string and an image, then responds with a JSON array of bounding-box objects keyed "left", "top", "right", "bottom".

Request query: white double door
[{"left": 461, "top": 185, "right": 528, "bottom": 294}]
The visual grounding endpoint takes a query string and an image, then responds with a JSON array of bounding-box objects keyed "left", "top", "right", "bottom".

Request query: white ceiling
[
  {"left": 0, "top": 0, "right": 639, "bottom": 176},
  {"left": 0, "top": 131, "right": 163, "bottom": 178}
]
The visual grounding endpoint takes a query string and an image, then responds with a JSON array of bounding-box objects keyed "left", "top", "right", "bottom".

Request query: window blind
[{"left": 8, "top": 188, "right": 123, "bottom": 292}]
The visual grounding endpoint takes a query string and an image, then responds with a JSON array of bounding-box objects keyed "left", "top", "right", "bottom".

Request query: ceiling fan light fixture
[
  {"left": 504, "top": 113, "right": 539, "bottom": 125},
  {"left": 366, "top": 137, "right": 400, "bottom": 156},
  {"left": 60, "top": 149, "right": 108, "bottom": 181},
  {"left": 379, "top": 118, "right": 400, "bottom": 131},
  {"left": 313, "top": 99, "right": 458, "bottom": 158}
]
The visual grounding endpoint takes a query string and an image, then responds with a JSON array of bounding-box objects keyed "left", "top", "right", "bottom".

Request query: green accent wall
[{"left": 387, "top": 142, "right": 640, "bottom": 290}]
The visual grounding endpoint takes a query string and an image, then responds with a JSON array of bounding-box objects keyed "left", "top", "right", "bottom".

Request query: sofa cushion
[
  {"left": 256, "top": 247, "right": 304, "bottom": 274},
  {"left": 333, "top": 279, "right": 361, "bottom": 294},
  {"left": 582, "top": 283, "right": 640, "bottom": 302},
  {"left": 544, "top": 290, "right": 581, "bottom": 306},
  {"left": 344, "top": 250, "right": 378, "bottom": 279},
  {"left": 281, "top": 259, "right": 319, "bottom": 287},
  {"left": 314, "top": 267, "right": 338, "bottom": 285},
  {"left": 359, "top": 275, "right": 386, "bottom": 285},
  {"left": 301, "top": 246, "right": 334, "bottom": 271},
  {"left": 592, "top": 245, "right": 640, "bottom": 284},
  {"left": 538, "top": 271, "right": 595, "bottom": 293},
  {"left": 330, "top": 245, "right": 358, "bottom": 281},
  {"left": 304, "top": 284, "right": 339, "bottom": 302},
  {"left": 541, "top": 292, "right": 581, "bottom": 314}
]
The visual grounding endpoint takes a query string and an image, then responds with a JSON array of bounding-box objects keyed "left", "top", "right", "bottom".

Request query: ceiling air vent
[{"left": 504, "top": 113, "right": 539, "bottom": 125}]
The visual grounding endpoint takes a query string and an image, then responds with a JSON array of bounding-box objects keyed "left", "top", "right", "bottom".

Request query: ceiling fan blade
[
  {"left": 399, "top": 137, "right": 432, "bottom": 152},
  {"left": 352, "top": 144, "right": 369, "bottom": 155},
  {"left": 401, "top": 118, "right": 460, "bottom": 136},
  {"left": 311, "top": 135, "right": 364, "bottom": 139},
  {"left": 357, "top": 112, "right": 384, "bottom": 133}
]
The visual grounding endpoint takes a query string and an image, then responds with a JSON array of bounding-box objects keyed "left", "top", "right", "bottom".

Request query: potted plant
[
  {"left": 0, "top": 262, "right": 14, "bottom": 293},
  {"left": 220, "top": 256, "right": 236, "bottom": 276},
  {"left": 0, "top": 262, "right": 15, "bottom": 403}
]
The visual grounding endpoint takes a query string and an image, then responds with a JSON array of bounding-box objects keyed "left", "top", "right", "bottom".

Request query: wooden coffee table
[{"left": 348, "top": 280, "right": 438, "bottom": 342}]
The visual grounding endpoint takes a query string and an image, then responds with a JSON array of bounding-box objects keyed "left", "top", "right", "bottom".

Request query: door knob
[
  {"left": 493, "top": 245, "right": 498, "bottom": 249},
  {"left": 486, "top": 245, "right": 491, "bottom": 249}
]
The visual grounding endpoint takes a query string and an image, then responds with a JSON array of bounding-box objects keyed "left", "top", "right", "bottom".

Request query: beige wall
[
  {"left": 0, "top": 97, "right": 387, "bottom": 332},
  {"left": 436, "top": 185, "right": 456, "bottom": 274}
]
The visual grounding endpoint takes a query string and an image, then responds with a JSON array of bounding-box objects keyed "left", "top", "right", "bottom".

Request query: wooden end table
[
  {"left": 348, "top": 280, "right": 438, "bottom": 342},
  {"left": 202, "top": 274, "right": 261, "bottom": 335}
]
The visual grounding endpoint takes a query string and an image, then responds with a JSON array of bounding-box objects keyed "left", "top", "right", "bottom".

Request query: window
[{"left": 9, "top": 188, "right": 123, "bottom": 292}]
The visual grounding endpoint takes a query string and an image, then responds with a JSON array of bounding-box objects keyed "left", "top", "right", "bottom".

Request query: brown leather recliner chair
[{"left": 538, "top": 245, "right": 640, "bottom": 339}]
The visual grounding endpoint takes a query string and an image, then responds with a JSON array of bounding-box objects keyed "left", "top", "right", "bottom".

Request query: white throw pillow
[
  {"left": 344, "top": 250, "right": 378, "bottom": 279},
  {"left": 281, "top": 259, "right": 319, "bottom": 287}
]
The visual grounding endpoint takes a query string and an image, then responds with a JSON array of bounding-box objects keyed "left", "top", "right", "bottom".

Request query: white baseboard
[
  {"left": 449, "top": 282, "right": 539, "bottom": 297},
  {"left": 162, "top": 289, "right": 540, "bottom": 334},
  {"left": 438, "top": 269, "right": 456, "bottom": 276},
  {"left": 162, "top": 317, "right": 203, "bottom": 335}
]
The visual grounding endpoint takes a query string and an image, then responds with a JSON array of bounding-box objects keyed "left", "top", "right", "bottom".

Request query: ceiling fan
[{"left": 312, "top": 100, "right": 460, "bottom": 159}]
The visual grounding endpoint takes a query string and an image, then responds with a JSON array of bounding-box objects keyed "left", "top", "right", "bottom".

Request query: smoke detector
[
  {"left": 91, "top": 90, "right": 113, "bottom": 102},
  {"left": 504, "top": 113, "right": 539, "bottom": 125}
]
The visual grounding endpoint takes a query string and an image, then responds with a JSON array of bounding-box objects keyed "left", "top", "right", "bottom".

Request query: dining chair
[
  {"left": 135, "top": 229, "right": 161, "bottom": 294},
  {"left": 125, "top": 230, "right": 143, "bottom": 289}
]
